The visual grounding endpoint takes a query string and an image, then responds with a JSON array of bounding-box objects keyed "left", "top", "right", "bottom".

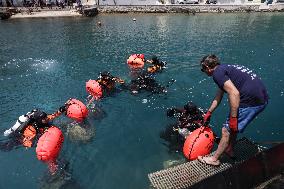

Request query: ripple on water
[{"left": 0, "top": 58, "right": 59, "bottom": 81}]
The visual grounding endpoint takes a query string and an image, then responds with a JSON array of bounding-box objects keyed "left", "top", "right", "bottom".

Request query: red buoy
[
  {"left": 127, "top": 54, "right": 145, "bottom": 69},
  {"left": 86, "top": 80, "right": 103, "bottom": 100},
  {"left": 66, "top": 99, "right": 88, "bottom": 122},
  {"left": 36, "top": 126, "right": 64, "bottom": 162},
  {"left": 183, "top": 127, "right": 215, "bottom": 160}
]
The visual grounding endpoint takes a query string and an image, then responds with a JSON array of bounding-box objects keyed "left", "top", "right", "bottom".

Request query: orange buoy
[
  {"left": 22, "top": 125, "right": 37, "bottom": 148},
  {"left": 127, "top": 54, "right": 145, "bottom": 69},
  {"left": 86, "top": 80, "right": 103, "bottom": 100},
  {"left": 66, "top": 98, "right": 89, "bottom": 122},
  {"left": 183, "top": 127, "right": 215, "bottom": 160},
  {"left": 36, "top": 126, "right": 64, "bottom": 162}
]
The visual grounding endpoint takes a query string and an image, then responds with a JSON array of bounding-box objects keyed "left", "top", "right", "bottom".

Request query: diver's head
[
  {"left": 99, "top": 71, "right": 112, "bottom": 80},
  {"left": 33, "top": 110, "right": 48, "bottom": 124},
  {"left": 151, "top": 55, "right": 159, "bottom": 64},
  {"left": 151, "top": 55, "right": 158, "bottom": 61},
  {"left": 184, "top": 102, "right": 198, "bottom": 115},
  {"left": 147, "top": 66, "right": 158, "bottom": 73},
  {"left": 167, "top": 108, "right": 182, "bottom": 118}
]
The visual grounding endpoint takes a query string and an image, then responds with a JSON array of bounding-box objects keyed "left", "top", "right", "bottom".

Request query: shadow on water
[
  {"left": 87, "top": 102, "right": 107, "bottom": 121},
  {"left": 39, "top": 158, "right": 82, "bottom": 189},
  {"left": 63, "top": 120, "right": 95, "bottom": 144},
  {"left": 160, "top": 124, "right": 185, "bottom": 153},
  {"left": 0, "top": 134, "right": 23, "bottom": 152}
]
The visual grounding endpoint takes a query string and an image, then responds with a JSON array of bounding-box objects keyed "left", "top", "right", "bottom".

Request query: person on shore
[
  {"left": 75, "top": 0, "right": 82, "bottom": 10},
  {"left": 146, "top": 55, "right": 167, "bottom": 74},
  {"left": 59, "top": 0, "right": 64, "bottom": 9},
  {"left": 46, "top": 0, "right": 52, "bottom": 9},
  {"left": 3, "top": 106, "right": 67, "bottom": 148},
  {"left": 197, "top": 54, "right": 268, "bottom": 166},
  {"left": 35, "top": 0, "right": 43, "bottom": 9}
]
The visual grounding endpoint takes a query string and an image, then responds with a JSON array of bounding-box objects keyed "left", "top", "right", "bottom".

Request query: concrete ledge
[
  {"left": 11, "top": 10, "right": 81, "bottom": 18},
  {"left": 97, "top": 4, "right": 284, "bottom": 13}
]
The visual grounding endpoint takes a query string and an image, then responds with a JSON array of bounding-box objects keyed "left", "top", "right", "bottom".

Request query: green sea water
[{"left": 0, "top": 13, "right": 284, "bottom": 189}]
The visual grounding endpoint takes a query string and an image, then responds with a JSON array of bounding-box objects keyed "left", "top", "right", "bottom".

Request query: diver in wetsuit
[
  {"left": 96, "top": 71, "right": 125, "bottom": 94},
  {"left": 167, "top": 102, "right": 204, "bottom": 138},
  {"left": 128, "top": 71, "right": 167, "bottom": 94},
  {"left": 146, "top": 55, "right": 167, "bottom": 74},
  {"left": 160, "top": 102, "right": 204, "bottom": 152},
  {"left": 3, "top": 107, "right": 67, "bottom": 148}
]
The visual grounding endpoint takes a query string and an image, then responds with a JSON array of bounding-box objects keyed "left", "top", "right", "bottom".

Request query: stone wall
[{"left": 97, "top": 4, "right": 284, "bottom": 13}]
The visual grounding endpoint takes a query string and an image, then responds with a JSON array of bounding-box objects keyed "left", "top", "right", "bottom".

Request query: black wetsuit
[
  {"left": 27, "top": 110, "right": 51, "bottom": 132},
  {"left": 160, "top": 102, "right": 204, "bottom": 152},
  {"left": 129, "top": 71, "right": 166, "bottom": 94},
  {"left": 152, "top": 59, "right": 166, "bottom": 67}
]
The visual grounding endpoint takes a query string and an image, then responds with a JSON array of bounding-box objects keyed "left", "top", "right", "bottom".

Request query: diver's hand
[
  {"left": 118, "top": 79, "right": 125, "bottom": 84},
  {"left": 114, "top": 78, "right": 124, "bottom": 84},
  {"left": 59, "top": 105, "right": 67, "bottom": 113},
  {"left": 146, "top": 60, "right": 152, "bottom": 64}
]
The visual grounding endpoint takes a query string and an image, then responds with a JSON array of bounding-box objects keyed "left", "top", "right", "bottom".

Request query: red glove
[
  {"left": 203, "top": 111, "right": 212, "bottom": 125},
  {"left": 229, "top": 116, "right": 238, "bottom": 133}
]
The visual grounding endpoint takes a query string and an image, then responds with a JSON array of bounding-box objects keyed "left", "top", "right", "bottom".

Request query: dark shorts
[{"left": 223, "top": 102, "right": 267, "bottom": 133}]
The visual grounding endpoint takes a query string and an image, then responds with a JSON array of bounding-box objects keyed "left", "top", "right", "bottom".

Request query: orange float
[
  {"left": 183, "top": 127, "right": 215, "bottom": 160},
  {"left": 127, "top": 54, "right": 145, "bottom": 69},
  {"left": 36, "top": 126, "right": 64, "bottom": 162},
  {"left": 86, "top": 79, "right": 103, "bottom": 100},
  {"left": 66, "top": 98, "right": 89, "bottom": 122}
]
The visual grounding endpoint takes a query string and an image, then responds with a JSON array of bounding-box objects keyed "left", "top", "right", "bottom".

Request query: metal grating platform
[{"left": 148, "top": 138, "right": 264, "bottom": 189}]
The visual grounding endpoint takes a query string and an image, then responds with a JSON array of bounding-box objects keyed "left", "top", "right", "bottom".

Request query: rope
[{"left": 187, "top": 125, "right": 205, "bottom": 158}]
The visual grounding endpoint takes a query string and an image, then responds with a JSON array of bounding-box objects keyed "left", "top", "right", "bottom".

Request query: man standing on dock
[{"left": 198, "top": 54, "right": 268, "bottom": 166}]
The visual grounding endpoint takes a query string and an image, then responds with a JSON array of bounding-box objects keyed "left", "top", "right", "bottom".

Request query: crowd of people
[
  {"left": 3, "top": 53, "right": 268, "bottom": 169},
  {"left": 1, "top": 0, "right": 81, "bottom": 9}
]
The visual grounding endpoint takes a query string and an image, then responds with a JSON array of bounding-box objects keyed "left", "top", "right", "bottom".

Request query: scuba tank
[
  {"left": 4, "top": 114, "right": 30, "bottom": 136},
  {"left": 3, "top": 109, "right": 42, "bottom": 136}
]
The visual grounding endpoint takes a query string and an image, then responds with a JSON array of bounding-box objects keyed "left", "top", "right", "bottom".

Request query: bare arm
[
  {"left": 113, "top": 77, "right": 125, "bottom": 84},
  {"left": 47, "top": 110, "right": 62, "bottom": 121},
  {"left": 208, "top": 88, "right": 224, "bottom": 113},
  {"left": 223, "top": 79, "right": 240, "bottom": 117},
  {"left": 146, "top": 60, "right": 153, "bottom": 64}
]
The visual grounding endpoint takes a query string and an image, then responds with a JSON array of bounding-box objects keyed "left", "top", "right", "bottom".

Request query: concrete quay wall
[{"left": 97, "top": 4, "right": 284, "bottom": 13}]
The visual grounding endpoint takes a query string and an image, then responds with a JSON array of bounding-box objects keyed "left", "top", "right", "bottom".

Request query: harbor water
[{"left": 0, "top": 13, "right": 284, "bottom": 189}]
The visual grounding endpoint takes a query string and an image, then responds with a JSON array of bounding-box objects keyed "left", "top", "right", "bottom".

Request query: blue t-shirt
[{"left": 213, "top": 64, "right": 268, "bottom": 108}]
